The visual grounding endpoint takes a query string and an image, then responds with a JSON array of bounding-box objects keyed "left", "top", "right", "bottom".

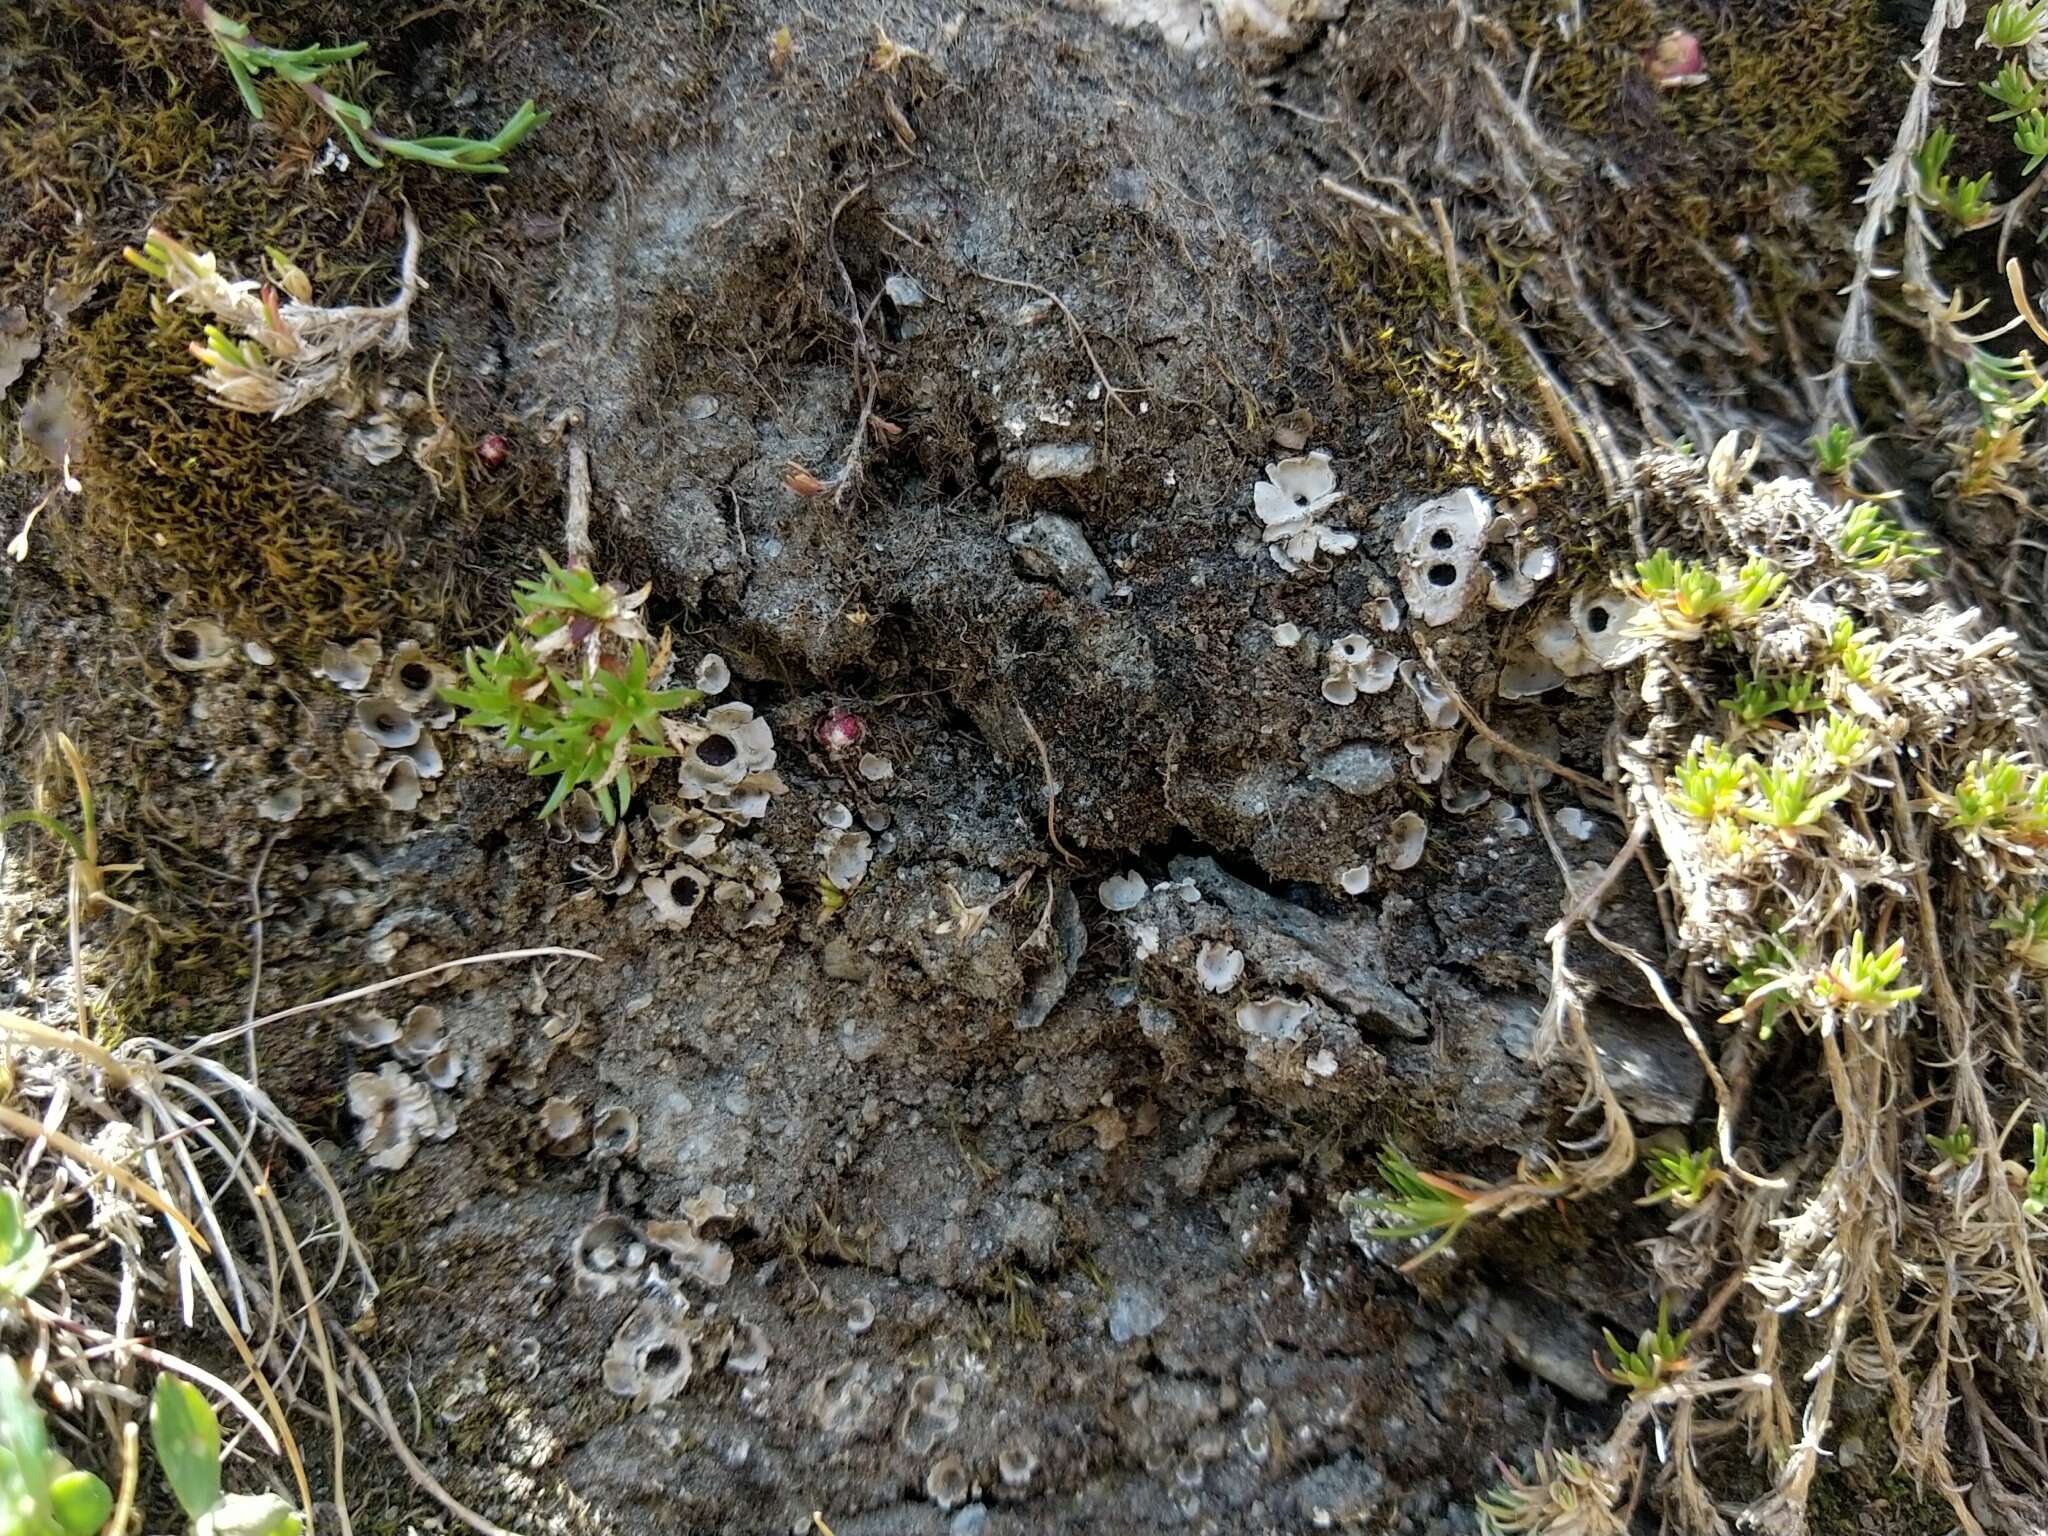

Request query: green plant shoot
[
  {"left": 1344, "top": 1145, "right": 1484, "bottom": 1267},
  {"left": 189, "top": 2, "right": 547, "bottom": 174},
  {"left": 0, "top": 1191, "right": 49, "bottom": 1306},
  {"left": 1, "top": 1360, "right": 113, "bottom": 1536}
]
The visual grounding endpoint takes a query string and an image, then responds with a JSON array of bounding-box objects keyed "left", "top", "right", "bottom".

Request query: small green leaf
[
  {"left": 149, "top": 1376, "right": 223, "bottom": 1520},
  {"left": 0, "top": 1191, "right": 27, "bottom": 1255},
  {"left": 0, "top": 1361, "right": 53, "bottom": 1532},
  {"left": 220, "top": 47, "right": 267, "bottom": 120},
  {"left": 194, "top": 1493, "right": 303, "bottom": 1536},
  {"left": 48, "top": 1469, "right": 112, "bottom": 1536},
  {"left": 0, "top": 1250, "right": 51, "bottom": 1307}
]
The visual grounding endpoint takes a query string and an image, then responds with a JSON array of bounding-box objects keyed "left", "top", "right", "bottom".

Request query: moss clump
[
  {"left": 50, "top": 282, "right": 404, "bottom": 650},
  {"left": 0, "top": 4, "right": 408, "bottom": 650},
  {"left": 1, "top": 0, "right": 596, "bottom": 652},
  {"left": 1505, "top": 0, "right": 1887, "bottom": 334},
  {"left": 1691, "top": 1, "right": 1884, "bottom": 198},
  {"left": 1317, "top": 223, "right": 1569, "bottom": 501},
  {"left": 1510, "top": 0, "right": 1882, "bottom": 194}
]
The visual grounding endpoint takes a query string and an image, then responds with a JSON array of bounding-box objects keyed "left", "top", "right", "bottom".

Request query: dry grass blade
[
  {"left": 334, "top": 1331, "right": 527, "bottom": 1536},
  {"left": 0, "top": 1101, "right": 208, "bottom": 1250},
  {"left": 174, "top": 945, "right": 602, "bottom": 1055}
]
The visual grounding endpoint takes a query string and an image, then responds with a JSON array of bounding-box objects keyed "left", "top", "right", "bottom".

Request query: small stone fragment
[
  {"left": 1311, "top": 742, "right": 1399, "bottom": 800},
  {"left": 1487, "top": 1292, "right": 1612, "bottom": 1404},
  {"left": 1107, "top": 1282, "right": 1167, "bottom": 1343},
  {"left": 1022, "top": 442, "right": 1098, "bottom": 480},
  {"left": 1007, "top": 512, "right": 1111, "bottom": 599},
  {"left": 884, "top": 272, "right": 928, "bottom": 307}
]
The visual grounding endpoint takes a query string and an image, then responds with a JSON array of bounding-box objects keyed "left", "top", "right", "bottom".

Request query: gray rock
[
  {"left": 1171, "top": 857, "right": 1426, "bottom": 1039},
  {"left": 1586, "top": 998, "right": 1705, "bottom": 1125},
  {"left": 1310, "top": 742, "right": 1400, "bottom": 800},
  {"left": 1486, "top": 1291, "right": 1612, "bottom": 1404},
  {"left": 636, "top": 488, "right": 744, "bottom": 609},
  {"left": 1008, "top": 512, "right": 1111, "bottom": 599},
  {"left": 1013, "top": 885, "right": 1086, "bottom": 1030},
  {"left": 883, "top": 272, "right": 928, "bottom": 307},
  {"left": 1002, "top": 1199, "right": 1060, "bottom": 1270},
  {"left": 1108, "top": 1282, "right": 1168, "bottom": 1343}
]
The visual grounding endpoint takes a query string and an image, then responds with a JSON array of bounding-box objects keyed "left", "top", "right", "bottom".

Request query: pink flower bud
[
  {"left": 814, "top": 708, "right": 865, "bottom": 754},
  {"left": 1647, "top": 31, "right": 1706, "bottom": 88},
  {"left": 477, "top": 433, "right": 512, "bottom": 470}
]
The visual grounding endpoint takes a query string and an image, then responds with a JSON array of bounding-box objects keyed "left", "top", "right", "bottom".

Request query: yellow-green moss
[
  {"left": 1512, "top": 0, "right": 1882, "bottom": 185},
  {"left": 1318, "top": 224, "right": 1569, "bottom": 500},
  {"left": 1682, "top": 1, "right": 1884, "bottom": 199},
  {"left": 53, "top": 282, "right": 406, "bottom": 648}
]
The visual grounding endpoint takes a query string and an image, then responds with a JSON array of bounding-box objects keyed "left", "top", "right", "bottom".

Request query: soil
[{"left": 0, "top": 2, "right": 1956, "bottom": 1534}]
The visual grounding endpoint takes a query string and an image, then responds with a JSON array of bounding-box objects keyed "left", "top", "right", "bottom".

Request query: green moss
[
  {"left": 1682, "top": 1, "right": 1884, "bottom": 199},
  {"left": 51, "top": 282, "right": 405, "bottom": 650},
  {"left": 1504, "top": 0, "right": 1888, "bottom": 335},
  {"left": 1510, "top": 0, "right": 1882, "bottom": 189},
  {"left": 1317, "top": 224, "right": 1570, "bottom": 500},
  {"left": 0, "top": 5, "right": 403, "bottom": 649},
  {"left": 1, "top": 0, "right": 590, "bottom": 652}
]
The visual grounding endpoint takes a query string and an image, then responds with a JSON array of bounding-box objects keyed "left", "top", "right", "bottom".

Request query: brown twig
[
  {"left": 1011, "top": 705, "right": 1079, "bottom": 868},
  {"left": 563, "top": 435, "right": 593, "bottom": 569},
  {"left": 1415, "top": 641, "right": 1610, "bottom": 796},
  {"left": 824, "top": 183, "right": 883, "bottom": 505},
  {"left": 334, "top": 1332, "right": 526, "bottom": 1536}
]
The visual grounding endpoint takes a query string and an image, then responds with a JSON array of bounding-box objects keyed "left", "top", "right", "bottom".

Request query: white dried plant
[{"left": 123, "top": 210, "right": 421, "bottom": 418}]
